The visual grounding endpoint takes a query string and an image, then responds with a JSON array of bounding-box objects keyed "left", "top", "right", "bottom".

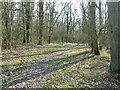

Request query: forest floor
[{"left": 1, "top": 43, "right": 120, "bottom": 88}]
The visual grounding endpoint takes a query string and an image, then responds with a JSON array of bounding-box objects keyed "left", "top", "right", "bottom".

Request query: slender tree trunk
[
  {"left": 38, "top": 2, "right": 44, "bottom": 45},
  {"left": 48, "top": 27, "right": 52, "bottom": 44},
  {"left": 25, "top": 3, "right": 31, "bottom": 43},
  {"left": 48, "top": 2, "right": 54, "bottom": 44},
  {"left": 66, "top": 4, "right": 72, "bottom": 43},
  {"left": 4, "top": 3, "right": 11, "bottom": 51},
  {"left": 89, "top": 2, "right": 100, "bottom": 55},
  {"left": 0, "top": 3, "right": 2, "bottom": 53},
  {"left": 66, "top": 13, "right": 69, "bottom": 43},
  {"left": 22, "top": 2, "right": 26, "bottom": 43},
  {"left": 98, "top": 1, "right": 103, "bottom": 50}
]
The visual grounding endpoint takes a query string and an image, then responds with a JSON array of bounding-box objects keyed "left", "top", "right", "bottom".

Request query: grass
[
  {"left": 2, "top": 56, "right": 35, "bottom": 73},
  {"left": 1, "top": 43, "right": 120, "bottom": 88},
  {"left": 41, "top": 56, "right": 109, "bottom": 88},
  {"left": 1, "top": 45, "right": 68, "bottom": 72}
]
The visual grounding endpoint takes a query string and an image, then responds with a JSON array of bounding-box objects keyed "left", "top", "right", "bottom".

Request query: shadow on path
[
  {"left": 1, "top": 49, "right": 70, "bottom": 60},
  {"left": 2, "top": 50, "right": 94, "bottom": 88}
]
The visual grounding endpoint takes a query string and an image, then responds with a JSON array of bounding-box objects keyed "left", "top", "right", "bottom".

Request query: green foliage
[
  {"left": 67, "top": 81, "right": 76, "bottom": 88},
  {"left": 21, "top": 56, "right": 34, "bottom": 63},
  {"left": 2, "top": 65, "right": 11, "bottom": 72}
]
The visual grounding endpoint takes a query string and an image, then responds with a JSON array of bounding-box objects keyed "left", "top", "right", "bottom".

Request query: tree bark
[
  {"left": 0, "top": 3, "right": 2, "bottom": 53},
  {"left": 66, "top": 4, "right": 72, "bottom": 43},
  {"left": 22, "top": 2, "right": 26, "bottom": 43},
  {"left": 3, "top": 3, "right": 12, "bottom": 51},
  {"left": 98, "top": 1, "right": 103, "bottom": 50},
  {"left": 108, "top": 2, "right": 120, "bottom": 73},
  {"left": 38, "top": 2, "right": 44, "bottom": 45},
  {"left": 25, "top": 3, "right": 31, "bottom": 43},
  {"left": 89, "top": 2, "right": 100, "bottom": 55},
  {"left": 48, "top": 2, "right": 54, "bottom": 44},
  {"left": 48, "top": 27, "right": 52, "bottom": 44}
]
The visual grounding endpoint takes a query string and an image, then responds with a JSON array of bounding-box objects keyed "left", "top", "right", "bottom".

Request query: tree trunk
[
  {"left": 48, "top": 2, "right": 54, "bottom": 44},
  {"left": 22, "top": 2, "right": 26, "bottom": 43},
  {"left": 108, "top": 2, "right": 120, "bottom": 73},
  {"left": 48, "top": 27, "right": 52, "bottom": 44},
  {"left": 66, "top": 4, "right": 72, "bottom": 43},
  {"left": 25, "top": 3, "right": 31, "bottom": 43},
  {"left": 98, "top": 1, "right": 103, "bottom": 50},
  {"left": 89, "top": 2, "right": 100, "bottom": 55},
  {"left": 0, "top": 3, "right": 2, "bottom": 53},
  {"left": 38, "top": 2, "right": 44, "bottom": 45},
  {"left": 3, "top": 3, "right": 11, "bottom": 51}
]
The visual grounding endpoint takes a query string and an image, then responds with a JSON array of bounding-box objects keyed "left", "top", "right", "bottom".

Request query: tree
[
  {"left": 0, "top": 3, "right": 2, "bottom": 53},
  {"left": 22, "top": 2, "right": 26, "bottom": 43},
  {"left": 66, "top": 3, "right": 72, "bottom": 43},
  {"left": 48, "top": 1, "right": 55, "bottom": 44},
  {"left": 46, "top": 2, "right": 67, "bottom": 44},
  {"left": 24, "top": 2, "right": 33, "bottom": 43},
  {"left": 2, "top": 3, "right": 12, "bottom": 51},
  {"left": 25, "top": 3, "right": 31, "bottom": 43},
  {"left": 108, "top": 2, "right": 120, "bottom": 73},
  {"left": 98, "top": 0, "right": 103, "bottom": 50},
  {"left": 80, "top": 1, "right": 89, "bottom": 43},
  {"left": 38, "top": 1, "right": 44, "bottom": 45},
  {"left": 89, "top": 1, "right": 100, "bottom": 55}
]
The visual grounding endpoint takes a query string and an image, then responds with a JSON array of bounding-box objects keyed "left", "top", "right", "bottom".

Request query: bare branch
[{"left": 52, "top": 2, "right": 67, "bottom": 27}]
